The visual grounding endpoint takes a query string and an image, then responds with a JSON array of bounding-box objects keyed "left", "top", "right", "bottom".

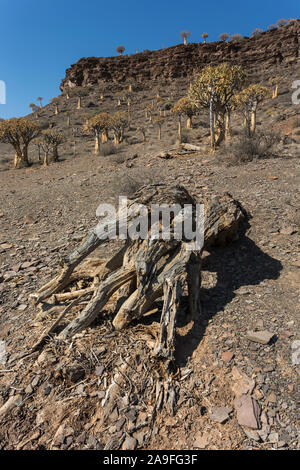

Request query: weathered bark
[
  {"left": 14, "top": 147, "right": 29, "bottom": 169},
  {"left": 250, "top": 108, "right": 257, "bottom": 136},
  {"left": 94, "top": 132, "right": 100, "bottom": 155},
  {"left": 225, "top": 110, "right": 232, "bottom": 139},
  {"left": 31, "top": 184, "right": 245, "bottom": 359},
  {"left": 158, "top": 125, "right": 161, "bottom": 141},
  {"left": 101, "top": 130, "right": 108, "bottom": 143},
  {"left": 215, "top": 113, "right": 226, "bottom": 147},
  {"left": 177, "top": 117, "right": 182, "bottom": 140},
  {"left": 153, "top": 277, "right": 182, "bottom": 363},
  {"left": 209, "top": 92, "right": 216, "bottom": 151},
  {"left": 52, "top": 147, "right": 59, "bottom": 162}
]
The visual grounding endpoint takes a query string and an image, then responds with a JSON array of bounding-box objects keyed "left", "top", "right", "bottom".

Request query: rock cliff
[{"left": 60, "top": 20, "right": 300, "bottom": 90}]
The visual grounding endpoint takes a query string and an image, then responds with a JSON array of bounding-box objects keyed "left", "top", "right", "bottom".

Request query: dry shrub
[
  {"left": 180, "top": 129, "right": 191, "bottom": 143},
  {"left": 100, "top": 142, "right": 120, "bottom": 156},
  {"left": 226, "top": 130, "right": 281, "bottom": 164},
  {"left": 109, "top": 169, "right": 161, "bottom": 198}
]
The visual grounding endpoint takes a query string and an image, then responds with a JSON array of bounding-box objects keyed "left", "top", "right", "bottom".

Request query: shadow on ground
[{"left": 174, "top": 233, "right": 283, "bottom": 367}]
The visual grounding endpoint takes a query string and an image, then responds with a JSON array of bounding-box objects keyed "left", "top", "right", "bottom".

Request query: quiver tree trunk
[
  {"left": 250, "top": 108, "right": 257, "bottom": 136},
  {"left": 42, "top": 151, "right": 49, "bottom": 167},
  {"left": 177, "top": 117, "right": 182, "bottom": 140},
  {"left": 94, "top": 132, "right": 100, "bottom": 155},
  {"left": 215, "top": 113, "right": 226, "bottom": 147},
  {"left": 158, "top": 125, "right": 162, "bottom": 140},
  {"left": 225, "top": 110, "right": 231, "bottom": 139},
  {"left": 101, "top": 129, "right": 108, "bottom": 143},
  {"left": 30, "top": 184, "right": 245, "bottom": 365},
  {"left": 14, "top": 147, "right": 29, "bottom": 169},
  {"left": 52, "top": 146, "right": 59, "bottom": 162},
  {"left": 209, "top": 92, "right": 216, "bottom": 151}
]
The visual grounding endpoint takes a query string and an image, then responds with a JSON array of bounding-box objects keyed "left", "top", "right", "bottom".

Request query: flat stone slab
[
  {"left": 246, "top": 330, "right": 275, "bottom": 345},
  {"left": 234, "top": 395, "right": 261, "bottom": 429},
  {"left": 210, "top": 406, "right": 231, "bottom": 424}
]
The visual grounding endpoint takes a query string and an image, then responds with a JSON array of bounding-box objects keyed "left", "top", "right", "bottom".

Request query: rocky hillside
[
  {"left": 0, "top": 20, "right": 299, "bottom": 452},
  {"left": 61, "top": 20, "right": 300, "bottom": 89}
]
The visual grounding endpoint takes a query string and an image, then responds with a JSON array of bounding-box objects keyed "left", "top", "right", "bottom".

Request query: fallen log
[{"left": 30, "top": 183, "right": 245, "bottom": 361}]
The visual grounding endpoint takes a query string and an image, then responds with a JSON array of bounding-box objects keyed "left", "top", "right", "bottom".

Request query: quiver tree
[
  {"left": 219, "top": 33, "right": 229, "bottom": 42},
  {"left": 179, "top": 30, "right": 190, "bottom": 45},
  {"left": 43, "top": 129, "right": 65, "bottom": 164},
  {"left": 65, "top": 112, "right": 71, "bottom": 126},
  {"left": 202, "top": 32, "right": 209, "bottom": 43},
  {"left": 171, "top": 96, "right": 196, "bottom": 129},
  {"left": 138, "top": 126, "right": 146, "bottom": 143},
  {"left": 111, "top": 111, "right": 128, "bottom": 145},
  {"left": 37, "top": 97, "right": 43, "bottom": 109},
  {"left": 36, "top": 130, "right": 65, "bottom": 167},
  {"left": 154, "top": 116, "right": 165, "bottom": 140},
  {"left": 85, "top": 112, "right": 112, "bottom": 155},
  {"left": 29, "top": 103, "right": 36, "bottom": 114},
  {"left": 234, "top": 84, "right": 271, "bottom": 137},
  {"left": 29, "top": 183, "right": 245, "bottom": 366},
  {"left": 0, "top": 118, "right": 40, "bottom": 168},
  {"left": 230, "top": 34, "right": 244, "bottom": 43},
  {"left": 277, "top": 19, "right": 288, "bottom": 27},
  {"left": 51, "top": 97, "right": 60, "bottom": 115},
  {"left": 123, "top": 91, "right": 133, "bottom": 122},
  {"left": 188, "top": 63, "right": 247, "bottom": 150},
  {"left": 268, "top": 76, "right": 283, "bottom": 99},
  {"left": 116, "top": 45, "right": 125, "bottom": 56},
  {"left": 74, "top": 87, "right": 88, "bottom": 110},
  {"left": 251, "top": 28, "right": 263, "bottom": 37},
  {"left": 36, "top": 136, "right": 51, "bottom": 167}
]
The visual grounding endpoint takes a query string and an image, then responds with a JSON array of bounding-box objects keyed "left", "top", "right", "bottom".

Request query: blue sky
[{"left": 0, "top": 0, "right": 299, "bottom": 119}]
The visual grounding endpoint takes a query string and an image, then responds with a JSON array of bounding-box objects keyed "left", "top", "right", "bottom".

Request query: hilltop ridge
[{"left": 61, "top": 20, "right": 300, "bottom": 90}]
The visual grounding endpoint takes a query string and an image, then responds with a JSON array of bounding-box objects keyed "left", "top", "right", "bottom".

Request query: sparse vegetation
[
  {"left": 116, "top": 45, "right": 125, "bottom": 56},
  {"left": 230, "top": 34, "right": 244, "bottom": 42},
  {"left": 111, "top": 111, "right": 128, "bottom": 145},
  {"left": 251, "top": 28, "right": 263, "bottom": 37},
  {"left": 154, "top": 116, "right": 165, "bottom": 140},
  {"left": 277, "top": 18, "right": 288, "bottom": 27},
  {"left": 39, "top": 129, "right": 65, "bottom": 165},
  {"left": 188, "top": 63, "right": 247, "bottom": 149},
  {"left": 234, "top": 85, "right": 271, "bottom": 136},
  {"left": 0, "top": 118, "right": 40, "bottom": 168},
  {"left": 227, "top": 129, "right": 281, "bottom": 164},
  {"left": 37, "top": 97, "right": 43, "bottom": 109},
  {"left": 171, "top": 97, "right": 197, "bottom": 130},
  {"left": 219, "top": 33, "right": 229, "bottom": 42},
  {"left": 179, "top": 30, "right": 190, "bottom": 45},
  {"left": 202, "top": 32, "right": 209, "bottom": 43},
  {"left": 85, "top": 113, "right": 113, "bottom": 155}
]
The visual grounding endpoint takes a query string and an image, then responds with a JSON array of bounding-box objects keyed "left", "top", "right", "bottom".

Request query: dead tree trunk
[{"left": 30, "top": 184, "right": 245, "bottom": 361}]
